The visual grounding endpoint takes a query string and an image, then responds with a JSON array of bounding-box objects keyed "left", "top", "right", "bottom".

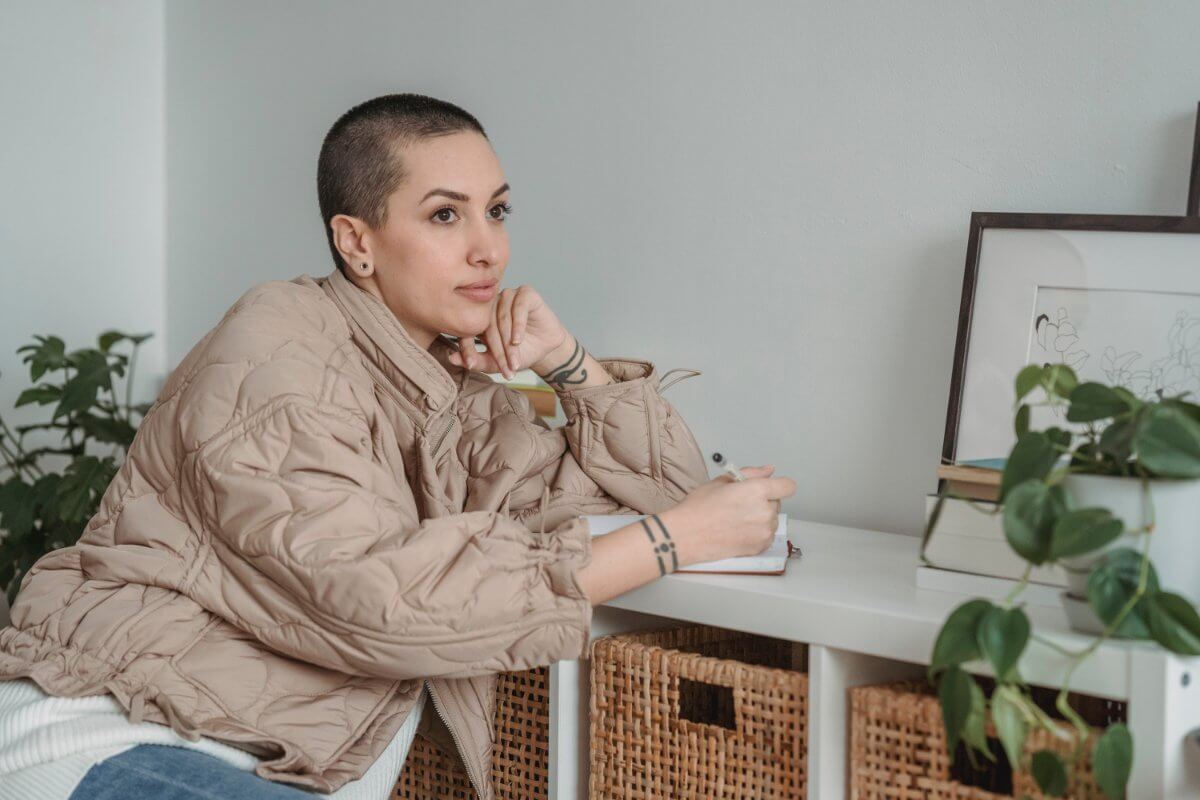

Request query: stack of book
[
  {"left": 935, "top": 459, "right": 1003, "bottom": 502},
  {"left": 919, "top": 458, "right": 1066, "bottom": 604}
]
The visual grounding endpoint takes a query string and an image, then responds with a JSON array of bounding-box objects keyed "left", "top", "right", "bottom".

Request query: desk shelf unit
[{"left": 544, "top": 520, "right": 1200, "bottom": 799}]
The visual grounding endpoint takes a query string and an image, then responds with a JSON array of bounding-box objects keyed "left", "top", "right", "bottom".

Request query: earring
[{"left": 359, "top": 263, "right": 370, "bottom": 272}]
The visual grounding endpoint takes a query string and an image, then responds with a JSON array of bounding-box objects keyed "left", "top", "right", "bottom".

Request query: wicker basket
[
  {"left": 589, "top": 622, "right": 809, "bottom": 799},
  {"left": 394, "top": 665, "right": 551, "bottom": 799},
  {"left": 849, "top": 679, "right": 1127, "bottom": 799}
]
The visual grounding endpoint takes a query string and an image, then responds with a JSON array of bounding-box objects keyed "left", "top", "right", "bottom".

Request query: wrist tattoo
[
  {"left": 543, "top": 338, "right": 588, "bottom": 388},
  {"left": 640, "top": 513, "right": 678, "bottom": 576}
]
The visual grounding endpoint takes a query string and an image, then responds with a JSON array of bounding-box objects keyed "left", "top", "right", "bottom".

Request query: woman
[{"left": 0, "top": 93, "right": 795, "bottom": 799}]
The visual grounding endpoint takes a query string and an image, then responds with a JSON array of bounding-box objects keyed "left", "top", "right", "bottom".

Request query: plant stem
[
  {"left": 1049, "top": 476, "right": 1157, "bottom": 746},
  {"left": 1004, "top": 563, "right": 1031, "bottom": 606},
  {"left": 1031, "top": 633, "right": 1084, "bottom": 659},
  {"left": 0, "top": 416, "right": 43, "bottom": 480},
  {"left": 125, "top": 343, "right": 139, "bottom": 426}
]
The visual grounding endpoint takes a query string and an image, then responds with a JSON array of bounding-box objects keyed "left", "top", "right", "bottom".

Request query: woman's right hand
[{"left": 660, "top": 466, "right": 797, "bottom": 567}]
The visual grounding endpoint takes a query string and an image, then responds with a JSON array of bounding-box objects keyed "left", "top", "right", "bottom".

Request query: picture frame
[
  {"left": 940, "top": 212, "right": 1200, "bottom": 469},
  {"left": 1190, "top": 100, "right": 1200, "bottom": 216}
]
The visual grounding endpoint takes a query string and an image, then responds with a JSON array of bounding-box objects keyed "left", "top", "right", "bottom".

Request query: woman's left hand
[{"left": 448, "top": 284, "right": 567, "bottom": 380}]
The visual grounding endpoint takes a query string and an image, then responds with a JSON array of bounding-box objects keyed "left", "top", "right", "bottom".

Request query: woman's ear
[{"left": 330, "top": 214, "right": 372, "bottom": 275}]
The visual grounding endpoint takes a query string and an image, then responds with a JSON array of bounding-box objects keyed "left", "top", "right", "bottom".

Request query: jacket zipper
[
  {"left": 423, "top": 678, "right": 485, "bottom": 798},
  {"left": 430, "top": 411, "right": 456, "bottom": 458}
]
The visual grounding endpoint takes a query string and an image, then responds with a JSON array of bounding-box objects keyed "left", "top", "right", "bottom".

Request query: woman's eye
[{"left": 432, "top": 203, "right": 512, "bottom": 224}]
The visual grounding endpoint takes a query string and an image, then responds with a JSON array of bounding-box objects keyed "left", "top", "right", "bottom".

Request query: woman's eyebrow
[{"left": 420, "top": 183, "right": 510, "bottom": 203}]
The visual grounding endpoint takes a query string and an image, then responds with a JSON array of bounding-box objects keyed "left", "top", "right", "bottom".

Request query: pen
[{"left": 711, "top": 452, "right": 746, "bottom": 481}]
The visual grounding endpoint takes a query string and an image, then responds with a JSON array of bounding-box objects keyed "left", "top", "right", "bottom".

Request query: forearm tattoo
[
  {"left": 544, "top": 339, "right": 588, "bottom": 388},
  {"left": 640, "top": 514, "right": 678, "bottom": 576}
]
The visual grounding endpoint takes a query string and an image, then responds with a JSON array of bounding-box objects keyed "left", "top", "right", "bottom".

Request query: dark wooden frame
[
  {"left": 940, "top": 212, "right": 1200, "bottom": 468},
  {"left": 1190, "top": 100, "right": 1200, "bottom": 216}
]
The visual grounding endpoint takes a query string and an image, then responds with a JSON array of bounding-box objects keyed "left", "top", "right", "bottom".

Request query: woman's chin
[{"left": 441, "top": 322, "right": 489, "bottom": 340}]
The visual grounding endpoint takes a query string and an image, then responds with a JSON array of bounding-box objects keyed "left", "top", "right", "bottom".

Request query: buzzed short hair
[{"left": 317, "top": 93, "right": 487, "bottom": 273}]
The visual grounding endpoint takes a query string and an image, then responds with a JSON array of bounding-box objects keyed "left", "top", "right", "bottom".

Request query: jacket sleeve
[
  {"left": 510, "top": 358, "right": 710, "bottom": 530},
  {"left": 189, "top": 399, "right": 592, "bottom": 682}
]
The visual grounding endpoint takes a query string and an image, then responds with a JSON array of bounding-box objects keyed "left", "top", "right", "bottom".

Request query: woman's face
[{"left": 339, "top": 130, "right": 511, "bottom": 349}]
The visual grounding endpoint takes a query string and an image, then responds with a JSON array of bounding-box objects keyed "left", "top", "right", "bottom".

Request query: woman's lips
[{"left": 455, "top": 283, "right": 497, "bottom": 302}]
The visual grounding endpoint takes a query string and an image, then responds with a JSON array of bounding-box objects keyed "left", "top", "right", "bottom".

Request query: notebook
[{"left": 581, "top": 513, "right": 796, "bottom": 575}]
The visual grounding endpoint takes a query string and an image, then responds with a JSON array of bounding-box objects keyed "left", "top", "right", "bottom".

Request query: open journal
[{"left": 581, "top": 513, "right": 796, "bottom": 575}]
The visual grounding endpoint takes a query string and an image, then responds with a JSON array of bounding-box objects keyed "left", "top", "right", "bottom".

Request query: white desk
[{"left": 546, "top": 519, "right": 1200, "bottom": 799}]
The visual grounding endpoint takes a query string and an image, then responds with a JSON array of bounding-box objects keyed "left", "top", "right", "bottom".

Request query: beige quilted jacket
[{"left": 0, "top": 266, "right": 709, "bottom": 798}]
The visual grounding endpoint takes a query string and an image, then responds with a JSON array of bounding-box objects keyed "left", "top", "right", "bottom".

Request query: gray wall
[
  {"left": 1, "top": 1, "right": 166, "bottom": 452},
  {"left": 169, "top": 2, "right": 1200, "bottom": 534}
]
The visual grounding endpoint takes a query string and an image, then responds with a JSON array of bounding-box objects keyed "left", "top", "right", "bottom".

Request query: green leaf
[
  {"left": 1134, "top": 405, "right": 1200, "bottom": 478},
  {"left": 56, "top": 455, "right": 115, "bottom": 524},
  {"left": 930, "top": 599, "right": 993, "bottom": 676},
  {"left": 1046, "top": 427, "right": 1073, "bottom": 453},
  {"left": 53, "top": 350, "right": 113, "bottom": 420},
  {"left": 0, "top": 476, "right": 36, "bottom": 540},
  {"left": 1098, "top": 416, "right": 1138, "bottom": 464},
  {"left": 1001, "top": 432, "right": 1060, "bottom": 501},
  {"left": 977, "top": 606, "right": 1029, "bottom": 680},
  {"left": 17, "top": 335, "right": 66, "bottom": 382},
  {"left": 97, "top": 330, "right": 130, "bottom": 352},
  {"left": 1031, "top": 749, "right": 1068, "bottom": 796},
  {"left": 1143, "top": 590, "right": 1200, "bottom": 655},
  {"left": 991, "top": 685, "right": 1030, "bottom": 770},
  {"left": 1093, "top": 723, "right": 1133, "bottom": 799},
  {"left": 1067, "top": 383, "right": 1130, "bottom": 422},
  {"left": 15, "top": 384, "right": 61, "bottom": 407},
  {"left": 1087, "top": 548, "right": 1159, "bottom": 639},
  {"left": 962, "top": 675, "right": 991, "bottom": 760},
  {"left": 4, "top": 550, "right": 38, "bottom": 608},
  {"left": 30, "top": 474, "right": 63, "bottom": 526},
  {"left": 1015, "top": 404, "right": 1031, "bottom": 437},
  {"left": 1162, "top": 395, "right": 1200, "bottom": 425},
  {"left": 1016, "top": 364, "right": 1044, "bottom": 402},
  {"left": 1043, "top": 364, "right": 1078, "bottom": 399},
  {"left": 1111, "top": 386, "right": 1142, "bottom": 412},
  {"left": 78, "top": 413, "right": 138, "bottom": 447},
  {"left": 1003, "top": 481, "right": 1064, "bottom": 565},
  {"left": 938, "top": 666, "right": 974, "bottom": 761},
  {"left": 1050, "top": 507, "right": 1125, "bottom": 560}
]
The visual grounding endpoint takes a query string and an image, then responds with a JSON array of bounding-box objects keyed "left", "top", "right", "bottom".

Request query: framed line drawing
[{"left": 941, "top": 212, "right": 1200, "bottom": 467}]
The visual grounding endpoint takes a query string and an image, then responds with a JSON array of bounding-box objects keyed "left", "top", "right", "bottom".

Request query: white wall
[
  {"left": 156, "top": 1, "right": 1199, "bottom": 536},
  {"left": 1, "top": 1, "right": 166, "bottom": 440}
]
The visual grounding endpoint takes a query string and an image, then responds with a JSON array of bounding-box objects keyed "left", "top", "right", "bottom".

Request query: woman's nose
[{"left": 467, "top": 223, "right": 505, "bottom": 267}]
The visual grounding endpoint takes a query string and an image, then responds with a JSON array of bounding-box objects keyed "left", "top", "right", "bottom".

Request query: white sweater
[{"left": 0, "top": 677, "right": 426, "bottom": 800}]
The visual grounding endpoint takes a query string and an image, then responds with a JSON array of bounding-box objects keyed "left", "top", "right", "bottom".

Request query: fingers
[
  {"left": 482, "top": 321, "right": 513, "bottom": 380},
  {"left": 449, "top": 335, "right": 504, "bottom": 374},
  {"left": 711, "top": 464, "right": 774, "bottom": 484},
  {"left": 495, "top": 289, "right": 516, "bottom": 376},
  {"left": 452, "top": 336, "right": 476, "bottom": 370},
  {"left": 509, "top": 287, "right": 533, "bottom": 366},
  {"left": 759, "top": 476, "right": 798, "bottom": 500}
]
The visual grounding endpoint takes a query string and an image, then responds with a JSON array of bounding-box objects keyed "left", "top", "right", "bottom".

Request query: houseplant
[
  {"left": 928, "top": 362, "right": 1200, "bottom": 798},
  {"left": 0, "top": 331, "right": 153, "bottom": 608}
]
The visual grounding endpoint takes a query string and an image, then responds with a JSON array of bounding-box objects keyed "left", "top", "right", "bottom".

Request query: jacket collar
[{"left": 320, "top": 267, "right": 462, "bottom": 416}]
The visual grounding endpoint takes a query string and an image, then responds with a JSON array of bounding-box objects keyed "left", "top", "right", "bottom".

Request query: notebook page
[{"left": 581, "top": 513, "right": 789, "bottom": 573}]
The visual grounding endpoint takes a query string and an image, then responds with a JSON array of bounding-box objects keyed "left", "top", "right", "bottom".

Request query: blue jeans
[{"left": 68, "top": 744, "right": 318, "bottom": 799}]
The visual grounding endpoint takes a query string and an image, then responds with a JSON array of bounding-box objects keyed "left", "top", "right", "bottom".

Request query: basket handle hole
[
  {"left": 677, "top": 677, "right": 737, "bottom": 731},
  {"left": 948, "top": 736, "right": 1013, "bottom": 795}
]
